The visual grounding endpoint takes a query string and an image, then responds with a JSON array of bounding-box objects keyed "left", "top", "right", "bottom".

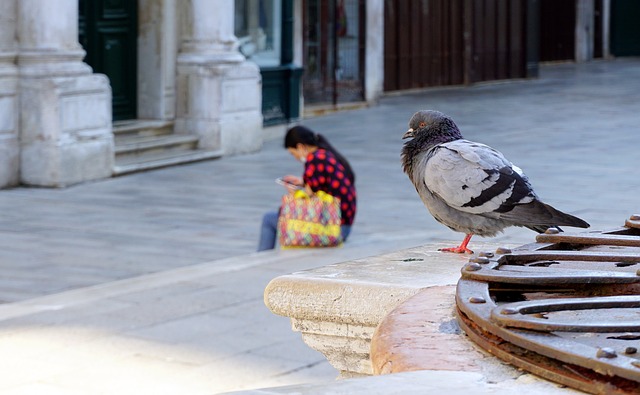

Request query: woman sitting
[{"left": 257, "top": 125, "right": 357, "bottom": 251}]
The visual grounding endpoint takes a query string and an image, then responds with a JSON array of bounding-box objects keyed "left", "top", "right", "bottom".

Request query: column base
[
  {"left": 18, "top": 50, "right": 92, "bottom": 77},
  {"left": 0, "top": 136, "right": 19, "bottom": 188},
  {"left": 176, "top": 55, "right": 263, "bottom": 156},
  {"left": 20, "top": 73, "right": 113, "bottom": 187}
]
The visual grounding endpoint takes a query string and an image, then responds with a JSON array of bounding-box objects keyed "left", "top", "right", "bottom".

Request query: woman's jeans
[{"left": 257, "top": 210, "right": 351, "bottom": 251}]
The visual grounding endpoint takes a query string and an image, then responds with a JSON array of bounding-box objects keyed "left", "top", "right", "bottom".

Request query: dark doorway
[
  {"left": 594, "top": 0, "right": 604, "bottom": 58},
  {"left": 302, "top": 0, "right": 365, "bottom": 106},
  {"left": 539, "top": 0, "right": 576, "bottom": 62},
  {"left": 610, "top": 0, "right": 640, "bottom": 56},
  {"left": 384, "top": 0, "right": 465, "bottom": 91},
  {"left": 79, "top": 0, "right": 138, "bottom": 121},
  {"left": 384, "top": 0, "right": 528, "bottom": 92}
]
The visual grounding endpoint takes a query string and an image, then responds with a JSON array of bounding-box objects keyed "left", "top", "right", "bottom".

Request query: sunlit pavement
[{"left": 0, "top": 59, "right": 638, "bottom": 393}]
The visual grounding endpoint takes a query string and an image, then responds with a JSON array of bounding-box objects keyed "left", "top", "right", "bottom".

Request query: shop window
[{"left": 235, "top": 0, "right": 282, "bottom": 67}]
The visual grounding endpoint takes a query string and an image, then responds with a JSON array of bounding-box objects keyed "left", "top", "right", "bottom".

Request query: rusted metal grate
[{"left": 456, "top": 215, "right": 640, "bottom": 395}]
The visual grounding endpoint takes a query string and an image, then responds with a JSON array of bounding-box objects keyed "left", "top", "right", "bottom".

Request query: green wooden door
[
  {"left": 610, "top": 0, "right": 640, "bottom": 56},
  {"left": 79, "top": 0, "right": 138, "bottom": 121}
]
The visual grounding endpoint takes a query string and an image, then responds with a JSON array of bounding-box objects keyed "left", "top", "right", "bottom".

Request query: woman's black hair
[{"left": 284, "top": 125, "right": 355, "bottom": 182}]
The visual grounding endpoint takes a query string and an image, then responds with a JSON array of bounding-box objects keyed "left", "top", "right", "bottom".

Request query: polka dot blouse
[{"left": 303, "top": 149, "right": 357, "bottom": 226}]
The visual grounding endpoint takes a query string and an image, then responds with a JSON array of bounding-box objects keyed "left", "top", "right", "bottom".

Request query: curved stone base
[{"left": 371, "top": 285, "right": 485, "bottom": 375}]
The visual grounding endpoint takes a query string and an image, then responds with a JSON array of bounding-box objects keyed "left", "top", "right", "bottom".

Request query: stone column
[
  {"left": 0, "top": 0, "right": 19, "bottom": 188},
  {"left": 601, "top": 0, "right": 611, "bottom": 58},
  {"left": 18, "top": 0, "right": 113, "bottom": 187},
  {"left": 364, "top": 0, "right": 384, "bottom": 103},
  {"left": 176, "top": 0, "right": 263, "bottom": 155},
  {"left": 575, "top": 0, "right": 595, "bottom": 62},
  {"left": 138, "top": 0, "right": 178, "bottom": 120}
]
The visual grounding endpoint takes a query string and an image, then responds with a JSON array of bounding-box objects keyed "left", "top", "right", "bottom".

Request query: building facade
[
  {"left": 1, "top": 0, "right": 636, "bottom": 190},
  {"left": 1, "top": 0, "right": 263, "bottom": 189}
]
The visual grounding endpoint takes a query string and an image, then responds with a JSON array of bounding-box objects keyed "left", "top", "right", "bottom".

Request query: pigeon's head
[{"left": 402, "top": 110, "right": 463, "bottom": 143}]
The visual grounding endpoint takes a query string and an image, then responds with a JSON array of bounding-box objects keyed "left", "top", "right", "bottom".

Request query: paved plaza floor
[{"left": 0, "top": 58, "right": 638, "bottom": 393}]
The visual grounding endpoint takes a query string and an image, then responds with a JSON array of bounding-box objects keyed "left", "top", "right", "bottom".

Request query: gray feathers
[{"left": 401, "top": 110, "right": 589, "bottom": 237}]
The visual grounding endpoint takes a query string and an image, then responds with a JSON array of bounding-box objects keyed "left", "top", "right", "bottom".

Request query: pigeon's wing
[{"left": 424, "top": 140, "right": 536, "bottom": 215}]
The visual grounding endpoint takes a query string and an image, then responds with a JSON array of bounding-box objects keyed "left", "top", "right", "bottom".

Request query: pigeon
[{"left": 401, "top": 110, "right": 589, "bottom": 254}]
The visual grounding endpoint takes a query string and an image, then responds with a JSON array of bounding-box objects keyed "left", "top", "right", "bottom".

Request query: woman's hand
[
  {"left": 281, "top": 175, "right": 303, "bottom": 194},
  {"left": 282, "top": 175, "right": 302, "bottom": 185}
]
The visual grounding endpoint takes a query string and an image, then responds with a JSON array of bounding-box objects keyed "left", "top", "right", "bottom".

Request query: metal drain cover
[{"left": 456, "top": 215, "right": 640, "bottom": 394}]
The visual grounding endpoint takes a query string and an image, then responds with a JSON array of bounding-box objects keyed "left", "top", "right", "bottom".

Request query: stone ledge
[
  {"left": 263, "top": 242, "right": 502, "bottom": 377},
  {"left": 253, "top": 242, "right": 582, "bottom": 395}
]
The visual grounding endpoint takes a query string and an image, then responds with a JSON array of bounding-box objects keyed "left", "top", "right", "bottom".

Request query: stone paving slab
[
  {"left": 0, "top": 236, "right": 437, "bottom": 394},
  {"left": 225, "top": 369, "right": 581, "bottom": 395},
  {"left": 0, "top": 59, "right": 638, "bottom": 393},
  {"left": 2, "top": 60, "right": 639, "bottom": 302}
]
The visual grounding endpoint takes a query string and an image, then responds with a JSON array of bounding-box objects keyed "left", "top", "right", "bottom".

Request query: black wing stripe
[
  {"left": 462, "top": 167, "right": 514, "bottom": 208},
  {"left": 494, "top": 170, "right": 535, "bottom": 213}
]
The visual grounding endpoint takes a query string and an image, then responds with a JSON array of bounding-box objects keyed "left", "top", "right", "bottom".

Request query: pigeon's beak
[{"left": 402, "top": 128, "right": 415, "bottom": 139}]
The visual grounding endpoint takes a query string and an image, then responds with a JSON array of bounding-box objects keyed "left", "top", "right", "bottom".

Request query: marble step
[
  {"left": 112, "top": 119, "right": 174, "bottom": 139},
  {"left": 113, "top": 149, "right": 223, "bottom": 176},
  {"left": 112, "top": 119, "right": 221, "bottom": 175},
  {"left": 115, "top": 134, "right": 199, "bottom": 157}
]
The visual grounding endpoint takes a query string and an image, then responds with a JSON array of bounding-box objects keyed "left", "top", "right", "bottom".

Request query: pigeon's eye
[{"left": 419, "top": 122, "right": 426, "bottom": 128}]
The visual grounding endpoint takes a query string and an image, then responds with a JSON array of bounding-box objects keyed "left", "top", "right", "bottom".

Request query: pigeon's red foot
[
  {"left": 438, "top": 246, "right": 474, "bottom": 254},
  {"left": 439, "top": 234, "right": 474, "bottom": 254}
]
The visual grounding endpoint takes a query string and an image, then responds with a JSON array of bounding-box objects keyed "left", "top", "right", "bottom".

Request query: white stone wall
[
  {"left": 175, "top": 0, "right": 263, "bottom": 156},
  {"left": 17, "top": 0, "right": 113, "bottom": 187},
  {"left": 0, "top": 0, "right": 115, "bottom": 189},
  {"left": 138, "top": 0, "right": 178, "bottom": 120},
  {"left": 19, "top": 75, "right": 113, "bottom": 187},
  {"left": 0, "top": 0, "right": 19, "bottom": 188},
  {"left": 2, "top": 0, "right": 265, "bottom": 189}
]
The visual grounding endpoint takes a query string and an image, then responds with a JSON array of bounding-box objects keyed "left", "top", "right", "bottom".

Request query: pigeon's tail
[
  {"left": 538, "top": 201, "right": 590, "bottom": 229},
  {"left": 503, "top": 200, "right": 590, "bottom": 231}
]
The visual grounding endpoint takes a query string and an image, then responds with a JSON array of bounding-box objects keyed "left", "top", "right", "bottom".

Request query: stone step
[
  {"left": 112, "top": 119, "right": 221, "bottom": 176},
  {"left": 114, "top": 134, "right": 199, "bottom": 156},
  {"left": 112, "top": 119, "right": 174, "bottom": 139},
  {"left": 113, "top": 149, "right": 223, "bottom": 176}
]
